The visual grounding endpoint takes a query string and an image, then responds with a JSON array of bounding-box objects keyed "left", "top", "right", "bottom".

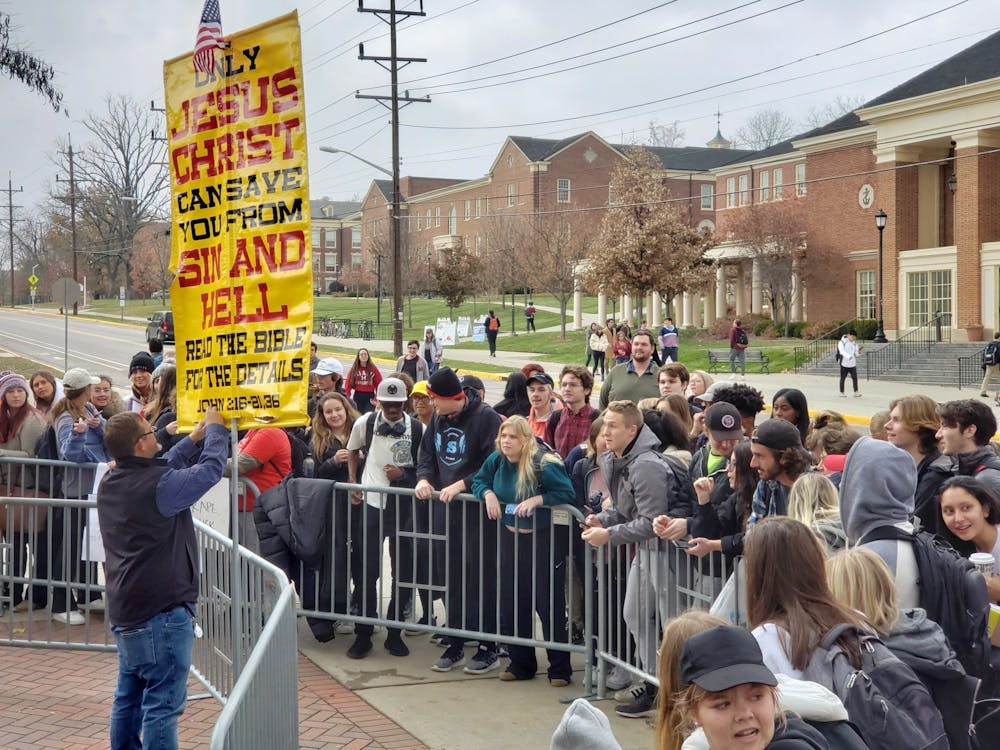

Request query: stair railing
[
  {"left": 792, "top": 319, "right": 863, "bottom": 373},
  {"left": 864, "top": 312, "right": 952, "bottom": 380}
]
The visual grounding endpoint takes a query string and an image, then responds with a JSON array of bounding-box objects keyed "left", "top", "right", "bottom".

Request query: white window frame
[
  {"left": 351, "top": 229, "right": 361, "bottom": 249},
  {"left": 726, "top": 177, "right": 736, "bottom": 208},
  {"left": 760, "top": 171, "right": 770, "bottom": 202},
  {"left": 324, "top": 253, "right": 337, "bottom": 272},
  {"left": 738, "top": 175, "right": 749, "bottom": 206},
  {"left": 449, "top": 207, "right": 457, "bottom": 235},
  {"left": 435, "top": 207, "right": 441, "bottom": 227},
  {"left": 507, "top": 183, "right": 515, "bottom": 207},
  {"left": 773, "top": 169, "right": 784, "bottom": 200},
  {"left": 465, "top": 199, "right": 471, "bottom": 220},
  {"left": 857, "top": 270, "right": 876, "bottom": 319},
  {"left": 700, "top": 184, "right": 713, "bottom": 210},
  {"left": 475, "top": 197, "right": 481, "bottom": 218},
  {"left": 796, "top": 163, "right": 807, "bottom": 197},
  {"left": 557, "top": 178, "right": 571, "bottom": 203}
]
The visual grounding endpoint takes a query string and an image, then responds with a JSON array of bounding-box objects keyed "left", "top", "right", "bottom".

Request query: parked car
[
  {"left": 146, "top": 310, "right": 174, "bottom": 344},
  {"left": 151, "top": 289, "right": 169, "bottom": 300}
]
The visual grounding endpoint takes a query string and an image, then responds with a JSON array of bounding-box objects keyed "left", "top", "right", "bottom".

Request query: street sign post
[
  {"left": 52, "top": 277, "right": 82, "bottom": 371},
  {"left": 119, "top": 286, "right": 126, "bottom": 321}
]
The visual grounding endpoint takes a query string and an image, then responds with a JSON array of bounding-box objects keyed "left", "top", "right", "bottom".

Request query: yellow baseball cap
[{"left": 411, "top": 380, "right": 430, "bottom": 398}]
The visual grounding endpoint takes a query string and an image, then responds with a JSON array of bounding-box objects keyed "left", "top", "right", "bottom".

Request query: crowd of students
[{"left": 7, "top": 331, "right": 1000, "bottom": 749}]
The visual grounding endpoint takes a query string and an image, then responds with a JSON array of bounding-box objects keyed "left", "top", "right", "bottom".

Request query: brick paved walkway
[{"left": 0, "top": 646, "right": 426, "bottom": 749}]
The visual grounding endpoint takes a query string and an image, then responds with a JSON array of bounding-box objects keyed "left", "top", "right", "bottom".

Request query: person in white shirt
[{"left": 836, "top": 330, "right": 862, "bottom": 398}]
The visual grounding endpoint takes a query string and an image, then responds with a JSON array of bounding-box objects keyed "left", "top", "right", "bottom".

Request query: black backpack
[
  {"left": 283, "top": 427, "right": 312, "bottom": 478},
  {"left": 735, "top": 327, "right": 748, "bottom": 346},
  {"left": 32, "top": 425, "right": 63, "bottom": 494},
  {"left": 802, "top": 623, "right": 948, "bottom": 750},
  {"left": 983, "top": 342, "right": 1000, "bottom": 367},
  {"left": 864, "top": 526, "right": 992, "bottom": 678}
]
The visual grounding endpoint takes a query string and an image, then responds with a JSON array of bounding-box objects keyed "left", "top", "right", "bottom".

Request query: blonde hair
[
  {"left": 637, "top": 396, "right": 660, "bottom": 411},
  {"left": 787, "top": 473, "right": 841, "bottom": 536},
  {"left": 655, "top": 611, "right": 728, "bottom": 750},
  {"left": 495, "top": 415, "right": 560, "bottom": 498},
  {"left": 688, "top": 370, "right": 714, "bottom": 396},
  {"left": 675, "top": 683, "right": 782, "bottom": 738},
  {"left": 826, "top": 547, "right": 898, "bottom": 636}
]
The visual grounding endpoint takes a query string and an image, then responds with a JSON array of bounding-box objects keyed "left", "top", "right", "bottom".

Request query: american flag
[{"left": 193, "top": 0, "right": 226, "bottom": 75}]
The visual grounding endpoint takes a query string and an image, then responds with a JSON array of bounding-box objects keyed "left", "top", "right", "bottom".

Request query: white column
[
  {"left": 751, "top": 258, "right": 763, "bottom": 314},
  {"left": 704, "top": 284, "right": 716, "bottom": 328},
  {"left": 573, "top": 287, "right": 583, "bottom": 330},
  {"left": 735, "top": 265, "right": 748, "bottom": 316},
  {"left": 651, "top": 292, "right": 662, "bottom": 328},
  {"left": 682, "top": 292, "right": 694, "bottom": 328},
  {"left": 716, "top": 265, "right": 726, "bottom": 320},
  {"left": 597, "top": 290, "right": 607, "bottom": 325},
  {"left": 623, "top": 294, "right": 633, "bottom": 324},
  {"left": 691, "top": 294, "right": 703, "bottom": 328},
  {"left": 791, "top": 257, "right": 803, "bottom": 322}
]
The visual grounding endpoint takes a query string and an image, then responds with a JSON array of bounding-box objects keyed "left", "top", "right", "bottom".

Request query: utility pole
[
  {"left": 56, "top": 138, "right": 80, "bottom": 314},
  {"left": 1, "top": 174, "right": 23, "bottom": 307},
  {"left": 357, "top": 0, "right": 430, "bottom": 358}
]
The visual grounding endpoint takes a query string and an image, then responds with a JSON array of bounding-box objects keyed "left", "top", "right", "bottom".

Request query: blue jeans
[{"left": 110, "top": 606, "right": 194, "bottom": 750}]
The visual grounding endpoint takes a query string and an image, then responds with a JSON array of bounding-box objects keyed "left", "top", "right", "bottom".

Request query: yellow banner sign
[{"left": 164, "top": 11, "right": 311, "bottom": 429}]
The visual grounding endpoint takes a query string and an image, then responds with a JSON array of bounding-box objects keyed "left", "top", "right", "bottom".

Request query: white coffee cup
[{"left": 970, "top": 552, "right": 995, "bottom": 578}]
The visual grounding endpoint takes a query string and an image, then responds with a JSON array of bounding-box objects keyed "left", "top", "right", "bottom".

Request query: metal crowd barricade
[
  {"left": 2, "top": 455, "right": 299, "bottom": 749},
  {"left": 262, "top": 479, "right": 594, "bottom": 690},
  {"left": 592, "top": 536, "right": 740, "bottom": 697}
]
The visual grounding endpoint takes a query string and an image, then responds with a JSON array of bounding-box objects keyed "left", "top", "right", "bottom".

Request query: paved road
[{"left": 0, "top": 308, "right": 149, "bottom": 384}]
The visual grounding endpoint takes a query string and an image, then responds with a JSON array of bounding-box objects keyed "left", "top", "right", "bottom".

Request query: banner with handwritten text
[{"left": 164, "top": 11, "right": 311, "bottom": 428}]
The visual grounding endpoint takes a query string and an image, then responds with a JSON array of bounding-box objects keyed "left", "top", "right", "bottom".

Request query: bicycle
[{"left": 357, "top": 321, "right": 373, "bottom": 339}]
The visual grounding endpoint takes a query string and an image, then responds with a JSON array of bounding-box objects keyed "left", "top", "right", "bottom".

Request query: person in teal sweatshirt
[{"left": 472, "top": 415, "right": 576, "bottom": 686}]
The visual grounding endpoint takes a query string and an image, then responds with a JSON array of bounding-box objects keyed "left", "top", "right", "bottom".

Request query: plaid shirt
[{"left": 548, "top": 403, "right": 597, "bottom": 458}]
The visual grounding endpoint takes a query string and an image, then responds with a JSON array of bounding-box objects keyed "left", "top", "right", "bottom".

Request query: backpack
[
  {"left": 863, "top": 526, "right": 992, "bottom": 678},
  {"left": 363, "top": 412, "right": 423, "bottom": 470},
  {"left": 735, "top": 327, "right": 748, "bottom": 346},
  {"left": 983, "top": 341, "right": 1000, "bottom": 367},
  {"left": 32, "top": 425, "right": 63, "bottom": 494},
  {"left": 283, "top": 427, "right": 312, "bottom": 478},
  {"left": 802, "top": 623, "right": 948, "bottom": 750},
  {"left": 488, "top": 315, "right": 499, "bottom": 331}
]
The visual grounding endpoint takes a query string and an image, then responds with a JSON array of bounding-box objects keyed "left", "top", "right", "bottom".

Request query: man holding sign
[{"left": 97, "top": 407, "right": 227, "bottom": 750}]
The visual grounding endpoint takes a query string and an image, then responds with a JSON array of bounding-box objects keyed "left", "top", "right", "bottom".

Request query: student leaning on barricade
[
  {"left": 580, "top": 399, "right": 691, "bottom": 719},
  {"left": 51, "top": 367, "right": 109, "bottom": 624},
  {"left": 0, "top": 371, "right": 48, "bottom": 614},
  {"left": 471, "top": 415, "right": 575, "bottom": 687}
]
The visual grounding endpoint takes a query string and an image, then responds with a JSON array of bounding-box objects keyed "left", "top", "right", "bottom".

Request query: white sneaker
[
  {"left": 839, "top": 393, "right": 847, "bottom": 398},
  {"left": 615, "top": 683, "right": 646, "bottom": 703},
  {"left": 85, "top": 597, "right": 106, "bottom": 612},
  {"left": 53, "top": 610, "right": 86, "bottom": 625},
  {"left": 606, "top": 665, "right": 633, "bottom": 691},
  {"left": 854, "top": 392, "right": 862, "bottom": 398}
]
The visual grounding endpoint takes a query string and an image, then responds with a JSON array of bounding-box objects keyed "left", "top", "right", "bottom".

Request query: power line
[{"left": 403, "top": 0, "right": 971, "bottom": 128}]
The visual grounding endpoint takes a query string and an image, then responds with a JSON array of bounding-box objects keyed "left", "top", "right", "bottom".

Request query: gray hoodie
[
  {"left": 596, "top": 424, "right": 684, "bottom": 545},
  {"left": 839, "top": 436, "right": 920, "bottom": 608}
]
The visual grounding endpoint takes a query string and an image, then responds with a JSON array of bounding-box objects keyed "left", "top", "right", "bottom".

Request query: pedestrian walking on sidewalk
[
  {"left": 485, "top": 310, "right": 501, "bottom": 356},
  {"left": 980, "top": 332, "right": 1000, "bottom": 397}
]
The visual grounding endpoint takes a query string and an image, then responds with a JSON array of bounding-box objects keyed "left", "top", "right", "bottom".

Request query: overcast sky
[{"left": 1, "top": 0, "right": 995, "bottom": 212}]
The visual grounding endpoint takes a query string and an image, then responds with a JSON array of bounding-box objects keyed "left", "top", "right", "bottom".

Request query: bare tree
[
  {"left": 50, "top": 94, "right": 167, "bottom": 296},
  {"left": 516, "top": 213, "right": 598, "bottom": 338},
  {"left": 647, "top": 119, "right": 685, "bottom": 148},
  {"left": 802, "top": 94, "right": 866, "bottom": 130},
  {"left": 727, "top": 202, "right": 809, "bottom": 335},
  {"left": 735, "top": 108, "right": 797, "bottom": 151},
  {"left": 583, "top": 147, "right": 714, "bottom": 316},
  {"left": 129, "top": 221, "right": 172, "bottom": 299},
  {"left": 0, "top": 13, "right": 62, "bottom": 111},
  {"left": 14, "top": 214, "right": 72, "bottom": 299}
]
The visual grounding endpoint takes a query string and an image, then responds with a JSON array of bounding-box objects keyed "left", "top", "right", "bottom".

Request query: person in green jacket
[
  {"left": 472, "top": 415, "right": 576, "bottom": 686},
  {"left": 599, "top": 330, "right": 660, "bottom": 410}
]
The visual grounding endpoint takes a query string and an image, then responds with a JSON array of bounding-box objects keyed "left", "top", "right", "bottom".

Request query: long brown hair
[
  {"left": 655, "top": 611, "right": 728, "bottom": 750},
  {"left": 311, "top": 392, "right": 360, "bottom": 459},
  {"left": 745, "top": 516, "right": 865, "bottom": 670},
  {"left": 145, "top": 365, "right": 177, "bottom": 425},
  {"left": 0, "top": 384, "right": 41, "bottom": 444}
]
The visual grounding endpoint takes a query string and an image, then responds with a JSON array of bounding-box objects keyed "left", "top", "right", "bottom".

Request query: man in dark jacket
[
  {"left": 415, "top": 367, "right": 503, "bottom": 674},
  {"left": 98, "top": 406, "right": 226, "bottom": 750},
  {"left": 937, "top": 399, "right": 1000, "bottom": 496}
]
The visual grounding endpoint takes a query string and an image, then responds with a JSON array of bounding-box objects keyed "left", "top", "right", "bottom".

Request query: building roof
[
  {"left": 311, "top": 199, "right": 362, "bottom": 219},
  {"left": 508, "top": 132, "right": 750, "bottom": 171},
  {"left": 864, "top": 28, "right": 1000, "bottom": 108}
]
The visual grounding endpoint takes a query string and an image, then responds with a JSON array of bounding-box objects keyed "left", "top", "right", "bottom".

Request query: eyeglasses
[{"left": 138, "top": 430, "right": 155, "bottom": 440}]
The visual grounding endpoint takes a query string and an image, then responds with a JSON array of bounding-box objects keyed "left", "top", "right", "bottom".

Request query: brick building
[
  {"left": 356, "top": 132, "right": 748, "bottom": 323},
  {"left": 310, "top": 199, "right": 361, "bottom": 294},
  {"left": 709, "top": 30, "right": 1000, "bottom": 341}
]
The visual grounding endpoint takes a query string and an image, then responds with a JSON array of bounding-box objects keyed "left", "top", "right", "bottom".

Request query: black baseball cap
[
  {"left": 525, "top": 371, "right": 554, "bottom": 387},
  {"left": 705, "top": 403, "right": 744, "bottom": 441},
  {"left": 680, "top": 626, "right": 778, "bottom": 691},
  {"left": 752, "top": 418, "right": 803, "bottom": 451}
]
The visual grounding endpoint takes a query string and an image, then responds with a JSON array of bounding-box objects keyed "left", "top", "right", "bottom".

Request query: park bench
[{"left": 707, "top": 348, "right": 771, "bottom": 374}]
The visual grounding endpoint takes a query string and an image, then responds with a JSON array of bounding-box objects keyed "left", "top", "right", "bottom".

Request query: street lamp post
[
  {"left": 376, "top": 253, "right": 383, "bottom": 327},
  {"left": 874, "top": 209, "right": 888, "bottom": 343},
  {"left": 319, "top": 145, "right": 400, "bottom": 354}
]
